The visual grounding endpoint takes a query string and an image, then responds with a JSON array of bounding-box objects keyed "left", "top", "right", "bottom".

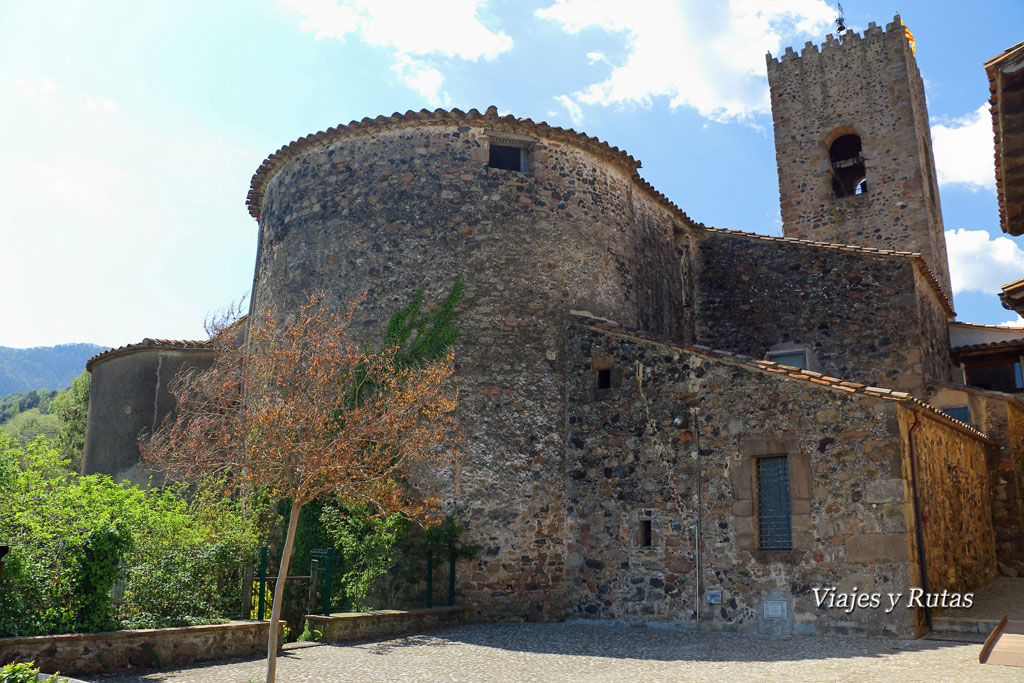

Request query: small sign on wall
[
  {"left": 764, "top": 600, "right": 788, "bottom": 619},
  {"left": 706, "top": 590, "right": 722, "bottom": 605}
]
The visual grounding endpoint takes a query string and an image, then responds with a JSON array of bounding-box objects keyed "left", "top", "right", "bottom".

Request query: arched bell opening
[{"left": 829, "top": 133, "right": 867, "bottom": 197}]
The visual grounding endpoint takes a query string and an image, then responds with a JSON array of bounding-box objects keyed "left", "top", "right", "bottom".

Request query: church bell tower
[{"left": 766, "top": 15, "right": 952, "bottom": 300}]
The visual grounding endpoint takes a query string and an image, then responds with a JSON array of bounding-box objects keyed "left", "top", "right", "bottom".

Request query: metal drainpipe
[
  {"left": 907, "top": 416, "right": 932, "bottom": 630},
  {"left": 692, "top": 407, "right": 702, "bottom": 633}
]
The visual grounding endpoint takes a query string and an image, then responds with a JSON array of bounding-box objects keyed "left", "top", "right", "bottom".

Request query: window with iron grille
[{"left": 757, "top": 456, "right": 792, "bottom": 550}]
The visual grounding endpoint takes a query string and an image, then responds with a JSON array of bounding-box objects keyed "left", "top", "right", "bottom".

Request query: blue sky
[{"left": 2, "top": 0, "right": 1023, "bottom": 348}]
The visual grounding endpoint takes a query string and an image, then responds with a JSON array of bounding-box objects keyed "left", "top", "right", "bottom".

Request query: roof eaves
[
  {"left": 986, "top": 41, "right": 1024, "bottom": 236},
  {"left": 950, "top": 336, "right": 1024, "bottom": 355},
  {"left": 86, "top": 338, "right": 215, "bottom": 371},
  {"left": 565, "top": 313, "right": 991, "bottom": 442},
  {"left": 950, "top": 320, "right": 1024, "bottom": 330}
]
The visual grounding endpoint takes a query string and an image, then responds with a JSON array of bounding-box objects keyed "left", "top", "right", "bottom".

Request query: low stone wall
[
  {"left": 305, "top": 607, "right": 473, "bottom": 643},
  {"left": 0, "top": 620, "right": 282, "bottom": 676}
]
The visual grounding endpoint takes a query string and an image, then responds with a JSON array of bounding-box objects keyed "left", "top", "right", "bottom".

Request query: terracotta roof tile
[
  {"left": 699, "top": 226, "right": 956, "bottom": 318},
  {"left": 950, "top": 336, "right": 1024, "bottom": 355},
  {"left": 565, "top": 313, "right": 992, "bottom": 442},
  {"left": 246, "top": 106, "right": 700, "bottom": 231},
  {"left": 86, "top": 338, "right": 215, "bottom": 371},
  {"left": 949, "top": 321, "right": 1024, "bottom": 330},
  {"left": 986, "top": 41, "right": 1024, "bottom": 236}
]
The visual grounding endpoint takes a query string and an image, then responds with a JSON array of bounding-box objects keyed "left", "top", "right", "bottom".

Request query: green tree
[
  {"left": 0, "top": 434, "right": 268, "bottom": 636},
  {"left": 51, "top": 370, "right": 90, "bottom": 471},
  {"left": 1, "top": 408, "right": 59, "bottom": 445}
]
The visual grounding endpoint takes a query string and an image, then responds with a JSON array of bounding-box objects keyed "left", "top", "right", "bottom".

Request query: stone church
[{"left": 83, "top": 16, "right": 1024, "bottom": 638}]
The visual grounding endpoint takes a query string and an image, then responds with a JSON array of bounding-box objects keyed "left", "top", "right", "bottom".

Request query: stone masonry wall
[
  {"left": 249, "top": 118, "right": 688, "bottom": 620},
  {"left": 914, "top": 267, "right": 952, "bottom": 383},
  {"left": 694, "top": 230, "right": 931, "bottom": 395},
  {"left": 0, "top": 621, "right": 280, "bottom": 676},
  {"left": 926, "top": 384, "right": 1024, "bottom": 575},
  {"left": 767, "top": 17, "right": 952, "bottom": 299},
  {"left": 898, "top": 407, "right": 997, "bottom": 599},
  {"left": 1003, "top": 401, "right": 1024, "bottom": 572},
  {"left": 564, "top": 321, "right": 918, "bottom": 637}
]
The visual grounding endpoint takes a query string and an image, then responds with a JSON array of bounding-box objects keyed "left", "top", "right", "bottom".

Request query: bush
[
  {"left": 0, "top": 661, "right": 67, "bottom": 682},
  {"left": 0, "top": 434, "right": 271, "bottom": 636},
  {"left": 320, "top": 502, "right": 476, "bottom": 611}
]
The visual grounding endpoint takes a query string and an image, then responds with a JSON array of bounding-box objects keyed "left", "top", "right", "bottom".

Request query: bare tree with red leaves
[{"left": 140, "top": 292, "right": 458, "bottom": 682}]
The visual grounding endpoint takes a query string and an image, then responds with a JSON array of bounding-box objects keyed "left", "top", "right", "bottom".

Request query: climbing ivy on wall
[
  {"left": 281, "top": 277, "right": 470, "bottom": 594},
  {"left": 385, "top": 276, "right": 468, "bottom": 368}
]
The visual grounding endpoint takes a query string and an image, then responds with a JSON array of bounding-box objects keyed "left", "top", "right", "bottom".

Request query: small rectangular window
[
  {"left": 639, "top": 520, "right": 652, "bottom": 547},
  {"left": 488, "top": 144, "right": 527, "bottom": 172},
  {"left": 597, "top": 368, "right": 611, "bottom": 389},
  {"left": 756, "top": 456, "right": 792, "bottom": 550},
  {"left": 941, "top": 405, "right": 971, "bottom": 425},
  {"left": 766, "top": 350, "right": 807, "bottom": 370}
]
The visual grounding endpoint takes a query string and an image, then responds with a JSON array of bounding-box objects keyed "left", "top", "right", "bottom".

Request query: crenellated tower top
[{"left": 765, "top": 15, "right": 952, "bottom": 303}]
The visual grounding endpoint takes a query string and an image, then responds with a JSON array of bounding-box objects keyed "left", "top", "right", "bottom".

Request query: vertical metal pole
[
  {"left": 323, "top": 548, "right": 334, "bottom": 616},
  {"left": 241, "top": 563, "right": 254, "bottom": 620},
  {"left": 258, "top": 546, "right": 268, "bottom": 621},
  {"left": 447, "top": 548, "right": 456, "bottom": 607},
  {"left": 693, "top": 408, "right": 701, "bottom": 633},
  {"left": 308, "top": 559, "right": 320, "bottom": 615},
  {"left": 426, "top": 550, "right": 433, "bottom": 609}
]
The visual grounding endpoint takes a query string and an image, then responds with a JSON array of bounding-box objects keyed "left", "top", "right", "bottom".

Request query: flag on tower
[{"left": 902, "top": 21, "right": 916, "bottom": 55}]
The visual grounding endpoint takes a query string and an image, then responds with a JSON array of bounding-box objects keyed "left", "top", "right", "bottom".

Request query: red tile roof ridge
[
  {"left": 951, "top": 337, "right": 1024, "bottom": 354},
  {"left": 246, "top": 106, "right": 701, "bottom": 232},
  {"left": 986, "top": 41, "right": 1024, "bottom": 236},
  {"left": 949, "top": 320, "right": 1024, "bottom": 330},
  {"left": 86, "top": 337, "right": 215, "bottom": 371},
  {"left": 564, "top": 313, "right": 992, "bottom": 442},
  {"left": 699, "top": 226, "right": 955, "bottom": 318}
]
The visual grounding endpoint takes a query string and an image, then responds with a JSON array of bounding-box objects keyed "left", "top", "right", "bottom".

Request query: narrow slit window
[
  {"left": 488, "top": 144, "right": 527, "bottom": 172},
  {"left": 597, "top": 368, "right": 611, "bottom": 389},
  {"left": 757, "top": 456, "right": 792, "bottom": 550},
  {"left": 639, "top": 520, "right": 652, "bottom": 547}
]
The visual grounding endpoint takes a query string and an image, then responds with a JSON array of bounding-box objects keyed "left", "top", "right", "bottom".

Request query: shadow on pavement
[{"left": 372, "top": 621, "right": 980, "bottom": 664}]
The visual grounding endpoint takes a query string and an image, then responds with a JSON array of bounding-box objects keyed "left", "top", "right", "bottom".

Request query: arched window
[{"left": 829, "top": 134, "right": 866, "bottom": 197}]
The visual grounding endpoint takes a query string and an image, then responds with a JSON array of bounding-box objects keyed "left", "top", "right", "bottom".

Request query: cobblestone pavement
[{"left": 90, "top": 623, "right": 1017, "bottom": 682}]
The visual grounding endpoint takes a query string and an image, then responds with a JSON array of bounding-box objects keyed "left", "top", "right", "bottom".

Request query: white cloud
[
  {"left": 586, "top": 51, "right": 608, "bottom": 65},
  {"left": 80, "top": 95, "right": 117, "bottom": 114},
  {"left": 932, "top": 104, "right": 995, "bottom": 192},
  {"left": 283, "top": 0, "right": 512, "bottom": 105},
  {"left": 13, "top": 76, "right": 57, "bottom": 115},
  {"left": 945, "top": 228, "right": 1024, "bottom": 295},
  {"left": 0, "top": 78, "right": 259, "bottom": 347},
  {"left": 555, "top": 94, "right": 584, "bottom": 126},
  {"left": 536, "top": 0, "right": 835, "bottom": 124},
  {"left": 391, "top": 55, "right": 448, "bottom": 106},
  {"left": 998, "top": 315, "right": 1024, "bottom": 327},
  {"left": 8, "top": 155, "right": 129, "bottom": 225}
]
